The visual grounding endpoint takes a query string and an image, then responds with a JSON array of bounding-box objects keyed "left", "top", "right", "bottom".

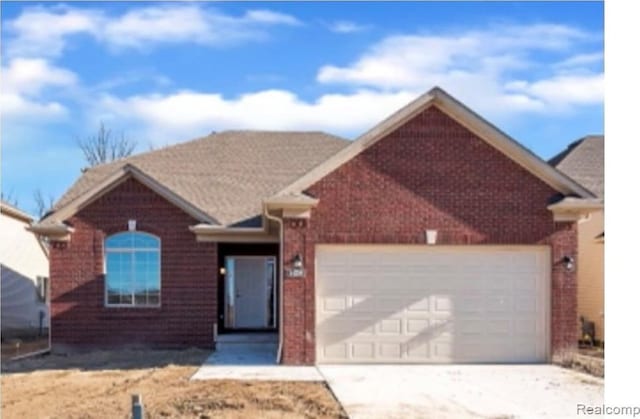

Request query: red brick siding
[
  {"left": 281, "top": 106, "right": 577, "bottom": 364},
  {"left": 282, "top": 219, "right": 311, "bottom": 363},
  {"left": 50, "top": 178, "right": 217, "bottom": 348}
]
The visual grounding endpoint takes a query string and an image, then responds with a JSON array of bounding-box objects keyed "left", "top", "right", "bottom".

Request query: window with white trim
[{"left": 105, "top": 232, "right": 161, "bottom": 307}]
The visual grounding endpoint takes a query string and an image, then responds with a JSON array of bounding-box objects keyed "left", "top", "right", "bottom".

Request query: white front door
[{"left": 226, "top": 256, "right": 275, "bottom": 329}]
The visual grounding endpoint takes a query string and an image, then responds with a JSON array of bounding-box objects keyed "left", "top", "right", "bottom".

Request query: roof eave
[
  {"left": 1, "top": 202, "right": 34, "bottom": 223},
  {"left": 27, "top": 222, "right": 75, "bottom": 241},
  {"left": 189, "top": 223, "right": 278, "bottom": 243},
  {"left": 547, "top": 198, "right": 604, "bottom": 221},
  {"left": 263, "top": 195, "right": 319, "bottom": 220},
  {"left": 42, "top": 164, "right": 219, "bottom": 226}
]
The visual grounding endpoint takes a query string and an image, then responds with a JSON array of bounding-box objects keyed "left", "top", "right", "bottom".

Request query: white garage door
[{"left": 316, "top": 245, "right": 550, "bottom": 364}]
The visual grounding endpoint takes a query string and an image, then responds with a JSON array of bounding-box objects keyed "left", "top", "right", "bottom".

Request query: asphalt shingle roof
[
  {"left": 549, "top": 135, "right": 604, "bottom": 198},
  {"left": 55, "top": 130, "right": 349, "bottom": 226}
]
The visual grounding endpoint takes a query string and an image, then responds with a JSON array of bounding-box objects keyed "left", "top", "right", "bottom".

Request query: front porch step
[
  {"left": 216, "top": 333, "right": 278, "bottom": 344},
  {"left": 215, "top": 342, "right": 277, "bottom": 353}
]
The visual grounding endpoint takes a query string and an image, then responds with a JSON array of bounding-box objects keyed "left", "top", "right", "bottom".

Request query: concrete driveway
[{"left": 318, "top": 365, "right": 603, "bottom": 419}]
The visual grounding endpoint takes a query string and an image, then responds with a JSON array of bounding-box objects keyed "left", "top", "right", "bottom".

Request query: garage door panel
[
  {"left": 485, "top": 296, "right": 514, "bottom": 312},
  {"left": 323, "top": 342, "right": 348, "bottom": 359},
  {"left": 316, "top": 245, "right": 550, "bottom": 364},
  {"left": 323, "top": 297, "right": 348, "bottom": 312},
  {"left": 407, "top": 298, "right": 430, "bottom": 312},
  {"left": 406, "top": 342, "right": 430, "bottom": 359},
  {"left": 406, "top": 318, "right": 429, "bottom": 333},
  {"left": 352, "top": 342, "right": 376, "bottom": 359},
  {"left": 375, "top": 297, "right": 412, "bottom": 314},
  {"left": 515, "top": 296, "right": 537, "bottom": 312},
  {"left": 320, "top": 319, "right": 376, "bottom": 336},
  {"left": 380, "top": 342, "right": 403, "bottom": 358},
  {"left": 378, "top": 319, "right": 403, "bottom": 334},
  {"left": 485, "top": 319, "right": 512, "bottom": 335},
  {"left": 458, "top": 296, "right": 485, "bottom": 313},
  {"left": 433, "top": 296, "right": 453, "bottom": 313},
  {"left": 432, "top": 342, "right": 453, "bottom": 359}
]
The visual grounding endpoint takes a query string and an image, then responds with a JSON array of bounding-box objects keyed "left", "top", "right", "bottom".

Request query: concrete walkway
[
  {"left": 318, "top": 364, "right": 604, "bottom": 419},
  {"left": 191, "top": 334, "right": 322, "bottom": 381}
]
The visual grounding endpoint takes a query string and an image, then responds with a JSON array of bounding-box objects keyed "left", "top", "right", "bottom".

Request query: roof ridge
[
  {"left": 220, "top": 129, "right": 341, "bottom": 135},
  {"left": 81, "top": 131, "right": 220, "bottom": 173}
]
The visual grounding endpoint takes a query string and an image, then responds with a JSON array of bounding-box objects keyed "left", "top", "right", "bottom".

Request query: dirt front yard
[{"left": 1, "top": 349, "right": 346, "bottom": 419}]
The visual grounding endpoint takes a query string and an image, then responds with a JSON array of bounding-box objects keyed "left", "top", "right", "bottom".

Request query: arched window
[{"left": 105, "top": 232, "right": 161, "bottom": 307}]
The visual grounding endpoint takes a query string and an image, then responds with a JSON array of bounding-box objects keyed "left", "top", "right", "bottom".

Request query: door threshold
[{"left": 217, "top": 333, "right": 277, "bottom": 344}]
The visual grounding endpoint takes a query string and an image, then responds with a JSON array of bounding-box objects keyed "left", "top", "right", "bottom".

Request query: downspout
[{"left": 264, "top": 206, "right": 285, "bottom": 364}]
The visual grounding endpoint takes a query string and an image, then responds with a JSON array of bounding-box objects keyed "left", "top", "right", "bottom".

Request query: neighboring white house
[{"left": 1, "top": 200, "right": 49, "bottom": 337}]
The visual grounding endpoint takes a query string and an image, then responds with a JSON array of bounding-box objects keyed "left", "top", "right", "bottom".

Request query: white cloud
[
  {"left": 5, "top": 5, "right": 101, "bottom": 57},
  {"left": 555, "top": 52, "right": 603, "bottom": 69},
  {"left": 1, "top": 58, "right": 77, "bottom": 95},
  {"left": 84, "top": 21, "right": 602, "bottom": 145},
  {"left": 316, "top": 23, "right": 602, "bottom": 116},
  {"left": 328, "top": 21, "right": 369, "bottom": 34},
  {"left": 101, "top": 6, "right": 219, "bottom": 49},
  {"left": 244, "top": 10, "right": 302, "bottom": 26},
  {"left": 5, "top": 4, "right": 303, "bottom": 57},
  {"left": 0, "top": 93, "right": 68, "bottom": 119},
  {"left": 317, "top": 24, "right": 592, "bottom": 89},
  {"left": 0, "top": 58, "right": 77, "bottom": 119},
  {"left": 94, "top": 89, "right": 417, "bottom": 144},
  {"left": 506, "top": 73, "right": 604, "bottom": 109}
]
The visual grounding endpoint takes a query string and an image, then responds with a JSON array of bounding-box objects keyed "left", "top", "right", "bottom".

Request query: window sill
[{"left": 97, "top": 306, "right": 163, "bottom": 319}]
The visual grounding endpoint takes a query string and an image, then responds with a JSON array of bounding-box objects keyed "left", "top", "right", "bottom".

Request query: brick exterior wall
[
  {"left": 49, "top": 178, "right": 217, "bottom": 348},
  {"left": 281, "top": 106, "right": 578, "bottom": 364}
]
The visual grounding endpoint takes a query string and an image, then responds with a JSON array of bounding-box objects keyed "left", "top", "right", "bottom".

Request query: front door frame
[{"left": 223, "top": 255, "right": 277, "bottom": 330}]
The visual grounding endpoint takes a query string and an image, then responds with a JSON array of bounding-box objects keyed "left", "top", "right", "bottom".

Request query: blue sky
[{"left": 1, "top": 1, "right": 603, "bottom": 216}]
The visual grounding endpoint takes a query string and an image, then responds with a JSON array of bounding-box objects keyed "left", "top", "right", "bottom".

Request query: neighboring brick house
[
  {"left": 550, "top": 136, "right": 605, "bottom": 345},
  {"left": 31, "top": 87, "right": 601, "bottom": 365}
]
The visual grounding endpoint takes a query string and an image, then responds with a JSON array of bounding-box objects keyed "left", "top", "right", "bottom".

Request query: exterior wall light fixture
[
  {"left": 287, "top": 254, "right": 305, "bottom": 278},
  {"left": 562, "top": 256, "right": 575, "bottom": 272}
]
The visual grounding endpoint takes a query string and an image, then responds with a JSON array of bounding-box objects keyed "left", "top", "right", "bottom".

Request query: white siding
[{"left": 0, "top": 211, "right": 49, "bottom": 333}]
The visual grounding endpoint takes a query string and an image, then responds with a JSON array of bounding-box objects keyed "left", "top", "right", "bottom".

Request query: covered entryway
[{"left": 315, "top": 245, "right": 550, "bottom": 364}]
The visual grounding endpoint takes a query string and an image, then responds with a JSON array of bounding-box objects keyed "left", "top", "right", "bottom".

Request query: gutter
[
  {"left": 263, "top": 206, "right": 285, "bottom": 364},
  {"left": 547, "top": 197, "right": 604, "bottom": 211},
  {"left": 27, "top": 222, "right": 75, "bottom": 241},
  {"left": 189, "top": 225, "right": 267, "bottom": 234}
]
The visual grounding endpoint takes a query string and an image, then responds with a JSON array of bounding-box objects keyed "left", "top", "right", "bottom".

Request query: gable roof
[
  {"left": 275, "top": 87, "right": 595, "bottom": 199},
  {"left": 46, "top": 131, "right": 348, "bottom": 226},
  {"left": 549, "top": 135, "right": 604, "bottom": 198}
]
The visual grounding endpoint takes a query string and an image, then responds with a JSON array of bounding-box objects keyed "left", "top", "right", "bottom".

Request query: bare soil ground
[
  {"left": 579, "top": 346, "right": 604, "bottom": 359},
  {"left": 1, "top": 349, "right": 347, "bottom": 419}
]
